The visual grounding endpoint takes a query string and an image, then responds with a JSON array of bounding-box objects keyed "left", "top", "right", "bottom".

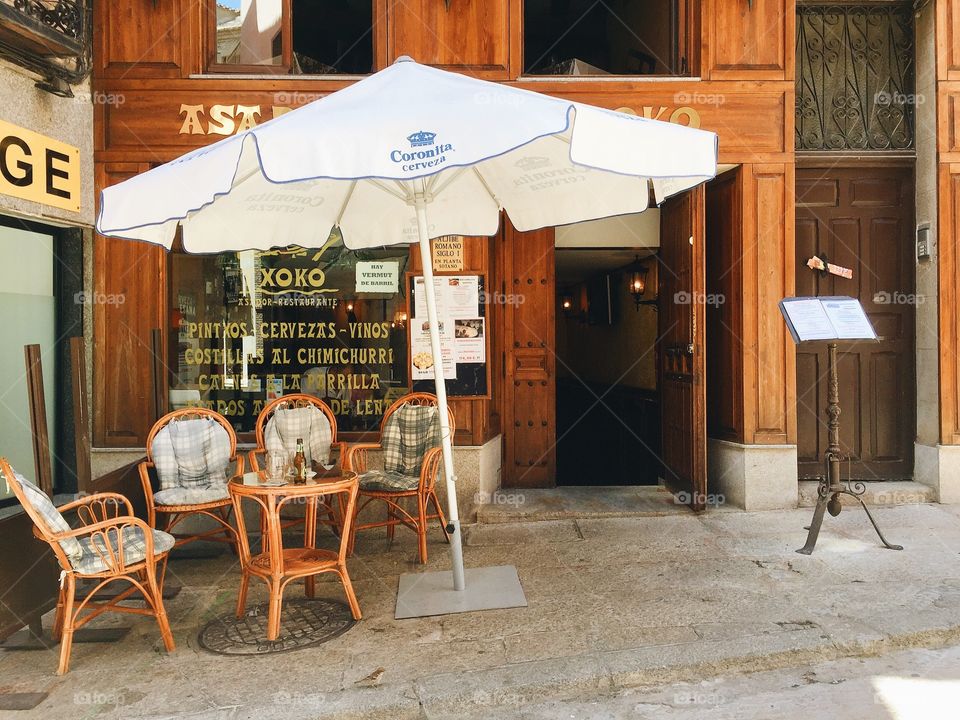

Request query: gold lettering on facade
[
  {"left": 614, "top": 105, "right": 702, "bottom": 128},
  {"left": 180, "top": 104, "right": 703, "bottom": 136}
]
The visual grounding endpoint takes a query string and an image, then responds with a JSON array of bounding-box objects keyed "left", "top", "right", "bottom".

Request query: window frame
[
  {"left": 520, "top": 0, "right": 697, "bottom": 79},
  {"left": 204, "top": 0, "right": 387, "bottom": 76},
  {"left": 205, "top": 0, "right": 293, "bottom": 75}
]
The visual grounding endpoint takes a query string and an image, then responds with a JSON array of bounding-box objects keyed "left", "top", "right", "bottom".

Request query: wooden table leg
[
  {"left": 304, "top": 497, "right": 317, "bottom": 599},
  {"left": 266, "top": 495, "right": 283, "bottom": 642}
]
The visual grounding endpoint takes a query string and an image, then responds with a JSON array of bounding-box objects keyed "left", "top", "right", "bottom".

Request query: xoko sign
[
  {"left": 257, "top": 248, "right": 338, "bottom": 297},
  {"left": 0, "top": 119, "right": 81, "bottom": 213},
  {"left": 614, "top": 105, "right": 702, "bottom": 128}
]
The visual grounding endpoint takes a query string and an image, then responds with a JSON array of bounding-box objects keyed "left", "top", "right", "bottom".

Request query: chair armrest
[
  {"left": 420, "top": 447, "right": 444, "bottom": 492},
  {"left": 234, "top": 453, "right": 245, "bottom": 476},
  {"left": 52, "top": 516, "right": 164, "bottom": 572},
  {"left": 138, "top": 461, "right": 156, "bottom": 500},
  {"left": 58, "top": 493, "right": 135, "bottom": 526},
  {"left": 248, "top": 448, "right": 266, "bottom": 472},
  {"left": 343, "top": 442, "right": 380, "bottom": 473}
]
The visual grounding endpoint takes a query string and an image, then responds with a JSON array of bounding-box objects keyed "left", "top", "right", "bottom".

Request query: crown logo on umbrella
[
  {"left": 408, "top": 130, "right": 437, "bottom": 147},
  {"left": 515, "top": 156, "right": 550, "bottom": 171}
]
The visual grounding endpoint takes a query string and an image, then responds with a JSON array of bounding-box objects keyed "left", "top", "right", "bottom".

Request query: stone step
[
  {"left": 476, "top": 485, "right": 703, "bottom": 523},
  {"left": 798, "top": 480, "right": 935, "bottom": 508}
]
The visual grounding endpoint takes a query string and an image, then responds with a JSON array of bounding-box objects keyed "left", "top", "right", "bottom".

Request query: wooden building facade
[{"left": 90, "top": 1, "right": 960, "bottom": 511}]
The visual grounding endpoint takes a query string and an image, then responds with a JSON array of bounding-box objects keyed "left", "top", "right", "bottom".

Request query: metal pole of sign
[
  {"left": 413, "top": 182, "right": 466, "bottom": 592},
  {"left": 797, "top": 342, "right": 903, "bottom": 555}
]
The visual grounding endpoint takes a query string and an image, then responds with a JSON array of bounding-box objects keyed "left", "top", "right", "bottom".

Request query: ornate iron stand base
[{"left": 796, "top": 343, "right": 903, "bottom": 555}]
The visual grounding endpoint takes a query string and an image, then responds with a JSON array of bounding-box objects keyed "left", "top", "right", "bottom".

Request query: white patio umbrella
[{"left": 97, "top": 57, "right": 717, "bottom": 606}]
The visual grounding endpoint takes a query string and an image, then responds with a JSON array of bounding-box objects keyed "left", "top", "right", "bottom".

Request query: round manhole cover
[{"left": 198, "top": 598, "right": 356, "bottom": 655}]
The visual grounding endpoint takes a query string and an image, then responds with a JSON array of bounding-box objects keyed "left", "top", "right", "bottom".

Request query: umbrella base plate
[{"left": 395, "top": 565, "right": 526, "bottom": 619}]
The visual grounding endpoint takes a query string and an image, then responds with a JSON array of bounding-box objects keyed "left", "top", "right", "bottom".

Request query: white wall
[{"left": 554, "top": 210, "right": 660, "bottom": 248}]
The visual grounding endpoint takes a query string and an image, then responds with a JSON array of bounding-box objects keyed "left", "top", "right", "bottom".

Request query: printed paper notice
[
  {"left": 355, "top": 261, "right": 399, "bottom": 293},
  {"left": 780, "top": 299, "right": 837, "bottom": 342},
  {"left": 820, "top": 298, "right": 876, "bottom": 339},
  {"left": 454, "top": 318, "right": 485, "bottom": 363},
  {"left": 411, "top": 319, "right": 456, "bottom": 380},
  {"left": 414, "top": 276, "right": 480, "bottom": 319}
]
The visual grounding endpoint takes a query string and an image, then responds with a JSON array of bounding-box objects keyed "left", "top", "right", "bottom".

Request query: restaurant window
[
  {"left": 168, "top": 233, "right": 410, "bottom": 437},
  {"left": 0, "top": 224, "right": 57, "bottom": 506},
  {"left": 209, "top": 0, "right": 375, "bottom": 75},
  {"left": 524, "top": 0, "right": 690, "bottom": 76}
]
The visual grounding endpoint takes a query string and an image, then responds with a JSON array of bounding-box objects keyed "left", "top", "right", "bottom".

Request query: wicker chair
[
  {"left": 1, "top": 458, "right": 175, "bottom": 674},
  {"left": 248, "top": 394, "right": 347, "bottom": 536},
  {"left": 344, "top": 393, "right": 452, "bottom": 563},
  {"left": 138, "top": 408, "right": 242, "bottom": 551}
]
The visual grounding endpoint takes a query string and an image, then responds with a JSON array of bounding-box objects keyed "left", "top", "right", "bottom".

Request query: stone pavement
[
  {"left": 1, "top": 502, "right": 959, "bottom": 719},
  {"left": 469, "top": 645, "right": 960, "bottom": 719}
]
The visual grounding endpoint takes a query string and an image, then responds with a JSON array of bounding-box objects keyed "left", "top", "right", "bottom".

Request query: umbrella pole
[{"left": 414, "top": 192, "right": 466, "bottom": 592}]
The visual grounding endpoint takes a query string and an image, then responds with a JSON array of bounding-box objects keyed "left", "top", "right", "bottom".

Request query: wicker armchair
[
  {"left": 248, "top": 394, "right": 347, "bottom": 536},
  {"left": 344, "top": 392, "right": 452, "bottom": 563},
  {"left": 1, "top": 458, "right": 175, "bottom": 674},
  {"left": 138, "top": 408, "right": 242, "bottom": 551}
]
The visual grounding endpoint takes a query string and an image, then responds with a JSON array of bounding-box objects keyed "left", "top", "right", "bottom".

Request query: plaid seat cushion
[
  {"left": 13, "top": 471, "right": 83, "bottom": 563},
  {"left": 264, "top": 405, "right": 333, "bottom": 468},
  {"left": 152, "top": 418, "right": 231, "bottom": 495},
  {"left": 72, "top": 526, "right": 175, "bottom": 575},
  {"left": 382, "top": 405, "right": 441, "bottom": 476},
  {"left": 153, "top": 484, "right": 230, "bottom": 507},
  {"left": 358, "top": 469, "right": 420, "bottom": 493}
]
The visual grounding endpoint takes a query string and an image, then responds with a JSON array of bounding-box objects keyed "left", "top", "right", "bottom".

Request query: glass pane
[
  {"left": 169, "top": 233, "right": 411, "bottom": 434},
  {"left": 291, "top": 0, "right": 374, "bottom": 75},
  {"left": 524, "top": 0, "right": 681, "bottom": 76},
  {"left": 216, "top": 0, "right": 284, "bottom": 67},
  {"left": 0, "top": 226, "right": 56, "bottom": 500}
]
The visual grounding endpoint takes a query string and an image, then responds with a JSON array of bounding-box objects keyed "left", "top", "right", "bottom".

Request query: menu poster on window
[
  {"left": 410, "top": 319, "right": 456, "bottom": 380},
  {"left": 454, "top": 318, "right": 485, "bottom": 363},
  {"left": 408, "top": 274, "right": 490, "bottom": 398},
  {"left": 413, "top": 276, "right": 481, "bottom": 320},
  {"left": 780, "top": 296, "right": 878, "bottom": 344}
]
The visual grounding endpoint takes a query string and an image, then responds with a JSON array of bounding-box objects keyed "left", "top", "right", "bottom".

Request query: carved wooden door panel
[
  {"left": 658, "top": 187, "right": 707, "bottom": 509},
  {"left": 501, "top": 222, "right": 556, "bottom": 488},
  {"left": 795, "top": 167, "right": 915, "bottom": 480}
]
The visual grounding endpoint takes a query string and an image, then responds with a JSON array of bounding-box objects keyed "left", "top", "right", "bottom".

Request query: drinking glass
[{"left": 266, "top": 452, "right": 289, "bottom": 482}]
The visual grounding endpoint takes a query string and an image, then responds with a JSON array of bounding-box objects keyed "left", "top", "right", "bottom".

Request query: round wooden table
[{"left": 228, "top": 468, "right": 361, "bottom": 641}]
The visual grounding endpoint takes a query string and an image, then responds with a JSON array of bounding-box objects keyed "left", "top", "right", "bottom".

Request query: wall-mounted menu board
[{"left": 407, "top": 274, "right": 490, "bottom": 398}]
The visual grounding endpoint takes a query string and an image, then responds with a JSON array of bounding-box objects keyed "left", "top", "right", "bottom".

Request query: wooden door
[
  {"left": 501, "top": 223, "right": 556, "bottom": 488},
  {"left": 795, "top": 166, "right": 915, "bottom": 480},
  {"left": 658, "top": 187, "right": 707, "bottom": 509}
]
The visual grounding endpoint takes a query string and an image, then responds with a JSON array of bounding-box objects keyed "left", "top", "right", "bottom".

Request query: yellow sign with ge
[{"left": 0, "top": 119, "right": 81, "bottom": 213}]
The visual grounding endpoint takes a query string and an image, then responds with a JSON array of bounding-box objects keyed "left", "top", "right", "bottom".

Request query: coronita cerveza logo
[{"left": 390, "top": 130, "right": 454, "bottom": 172}]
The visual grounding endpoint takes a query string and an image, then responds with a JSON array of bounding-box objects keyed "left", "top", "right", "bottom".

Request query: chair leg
[
  {"left": 386, "top": 502, "right": 396, "bottom": 542},
  {"left": 52, "top": 585, "right": 66, "bottom": 641},
  {"left": 56, "top": 574, "right": 77, "bottom": 675},
  {"left": 430, "top": 490, "right": 451, "bottom": 543},
  {"left": 219, "top": 506, "right": 239, "bottom": 556},
  {"left": 347, "top": 498, "right": 361, "bottom": 557},
  {"left": 235, "top": 572, "right": 250, "bottom": 619},
  {"left": 146, "top": 560, "right": 175, "bottom": 653},
  {"left": 338, "top": 567, "right": 362, "bottom": 621},
  {"left": 417, "top": 495, "right": 428, "bottom": 564}
]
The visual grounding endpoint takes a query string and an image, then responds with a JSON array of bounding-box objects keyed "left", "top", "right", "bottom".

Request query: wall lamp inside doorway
[{"left": 625, "top": 256, "right": 656, "bottom": 310}]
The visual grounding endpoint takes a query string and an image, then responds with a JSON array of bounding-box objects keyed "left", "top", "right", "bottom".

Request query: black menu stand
[{"left": 779, "top": 297, "right": 903, "bottom": 555}]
